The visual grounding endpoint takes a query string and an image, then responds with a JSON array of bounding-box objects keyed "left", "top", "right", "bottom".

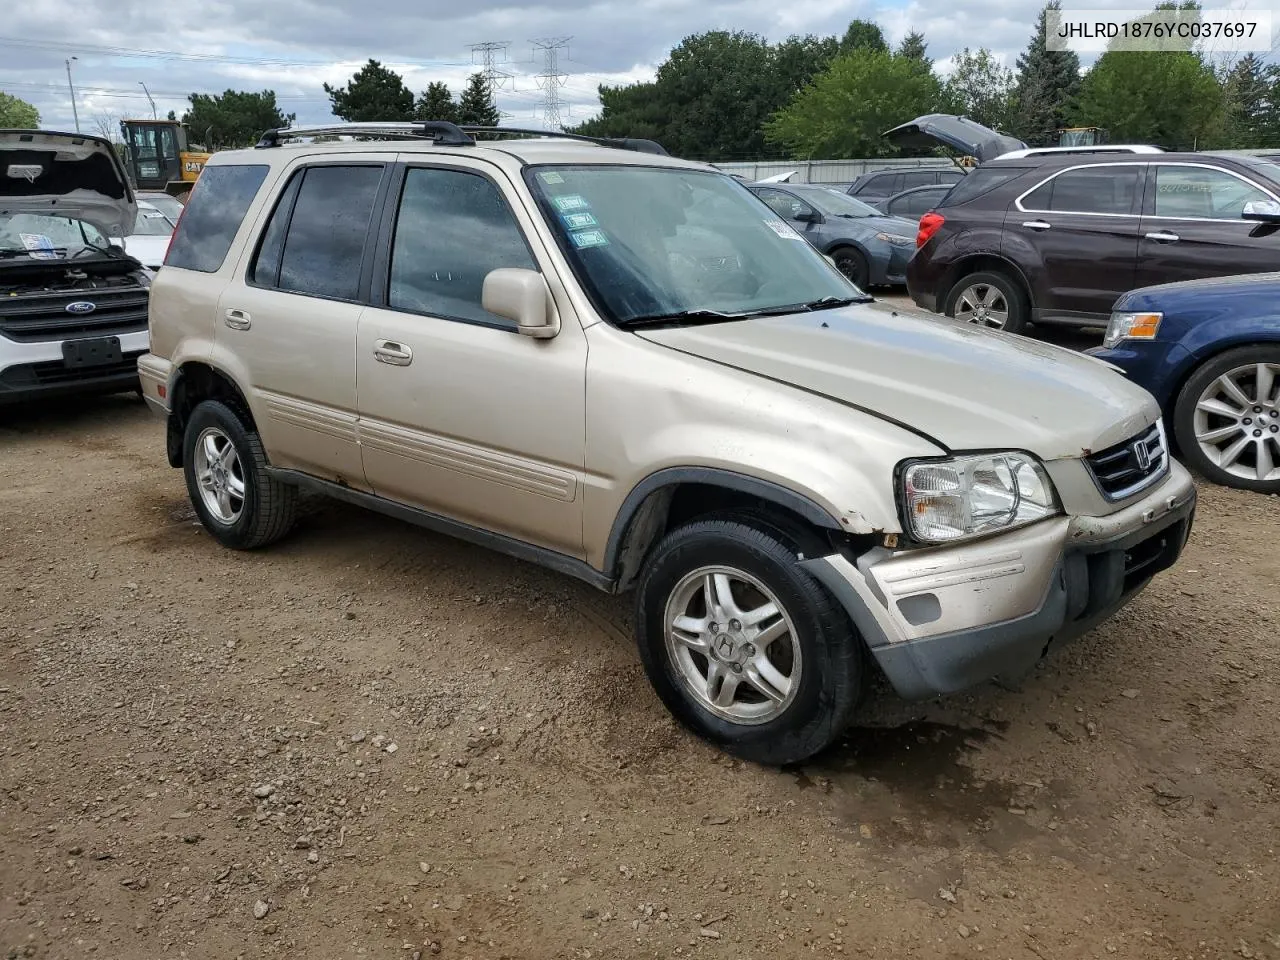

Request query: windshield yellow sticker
[
  {"left": 19, "top": 234, "right": 59, "bottom": 260},
  {"left": 561, "top": 212, "right": 597, "bottom": 230},
  {"left": 763, "top": 219, "right": 804, "bottom": 240},
  {"left": 569, "top": 229, "right": 609, "bottom": 249},
  {"left": 551, "top": 194, "right": 590, "bottom": 213}
]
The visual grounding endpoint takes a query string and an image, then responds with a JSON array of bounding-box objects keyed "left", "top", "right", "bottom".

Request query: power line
[{"left": 531, "top": 37, "right": 572, "bottom": 130}]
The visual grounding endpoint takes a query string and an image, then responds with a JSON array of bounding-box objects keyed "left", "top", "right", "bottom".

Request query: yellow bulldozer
[{"left": 118, "top": 118, "right": 212, "bottom": 203}]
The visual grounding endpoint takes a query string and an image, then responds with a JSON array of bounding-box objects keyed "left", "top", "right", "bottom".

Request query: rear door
[
  {"left": 1135, "top": 161, "right": 1280, "bottom": 289},
  {"left": 1008, "top": 162, "right": 1145, "bottom": 321},
  {"left": 215, "top": 157, "right": 389, "bottom": 488}
]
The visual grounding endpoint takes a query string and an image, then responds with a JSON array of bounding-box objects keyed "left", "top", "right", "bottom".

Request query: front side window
[
  {"left": 754, "top": 188, "right": 813, "bottom": 222},
  {"left": 855, "top": 173, "right": 900, "bottom": 198},
  {"left": 1153, "top": 165, "right": 1271, "bottom": 220},
  {"left": 1022, "top": 166, "right": 1140, "bottom": 215},
  {"left": 525, "top": 165, "right": 858, "bottom": 325},
  {"left": 387, "top": 167, "right": 538, "bottom": 326},
  {"left": 900, "top": 171, "right": 936, "bottom": 190}
]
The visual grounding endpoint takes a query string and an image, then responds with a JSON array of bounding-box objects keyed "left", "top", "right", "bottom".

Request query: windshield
[
  {"left": 133, "top": 208, "right": 175, "bottom": 236},
  {"left": 140, "top": 194, "right": 186, "bottom": 220},
  {"left": 0, "top": 213, "right": 112, "bottom": 259},
  {"left": 525, "top": 165, "right": 859, "bottom": 325},
  {"left": 802, "top": 188, "right": 881, "bottom": 219}
]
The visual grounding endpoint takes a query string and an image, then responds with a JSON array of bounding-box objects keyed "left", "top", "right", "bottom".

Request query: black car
[
  {"left": 906, "top": 151, "right": 1280, "bottom": 334},
  {"left": 870, "top": 183, "right": 955, "bottom": 218},
  {"left": 846, "top": 166, "right": 965, "bottom": 203}
]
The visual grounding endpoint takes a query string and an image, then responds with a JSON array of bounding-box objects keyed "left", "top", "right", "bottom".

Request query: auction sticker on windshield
[
  {"left": 561, "top": 212, "right": 598, "bottom": 230},
  {"left": 569, "top": 229, "right": 609, "bottom": 249},
  {"left": 537, "top": 171, "right": 566, "bottom": 185},
  {"left": 19, "top": 234, "right": 59, "bottom": 260},
  {"left": 763, "top": 219, "right": 804, "bottom": 240},
  {"left": 552, "top": 195, "right": 591, "bottom": 213}
]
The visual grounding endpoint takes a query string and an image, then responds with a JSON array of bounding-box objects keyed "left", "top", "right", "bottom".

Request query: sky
[{"left": 2, "top": 0, "right": 1277, "bottom": 136}]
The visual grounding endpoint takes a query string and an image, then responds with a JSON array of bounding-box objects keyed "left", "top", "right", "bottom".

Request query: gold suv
[{"left": 139, "top": 122, "right": 1196, "bottom": 765}]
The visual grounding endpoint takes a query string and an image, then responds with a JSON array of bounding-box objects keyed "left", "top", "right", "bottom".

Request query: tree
[
  {"left": 457, "top": 73, "right": 500, "bottom": 126},
  {"left": 944, "top": 48, "right": 1017, "bottom": 131},
  {"left": 1221, "top": 54, "right": 1275, "bottom": 147},
  {"left": 771, "top": 34, "right": 841, "bottom": 102},
  {"left": 838, "top": 20, "right": 888, "bottom": 55},
  {"left": 766, "top": 49, "right": 943, "bottom": 159},
  {"left": 1011, "top": 1, "right": 1082, "bottom": 144},
  {"left": 896, "top": 31, "right": 930, "bottom": 65},
  {"left": 0, "top": 91, "right": 39, "bottom": 128},
  {"left": 324, "top": 59, "right": 414, "bottom": 122},
  {"left": 1075, "top": 48, "right": 1225, "bottom": 149},
  {"left": 182, "top": 90, "right": 295, "bottom": 149},
  {"left": 414, "top": 81, "right": 458, "bottom": 124}
]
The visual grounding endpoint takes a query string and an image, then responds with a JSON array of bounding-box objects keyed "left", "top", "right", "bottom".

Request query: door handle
[
  {"left": 223, "top": 308, "right": 251, "bottom": 330},
  {"left": 1145, "top": 231, "right": 1180, "bottom": 243},
  {"left": 374, "top": 340, "right": 413, "bottom": 366},
  {"left": 1021, "top": 220, "right": 1052, "bottom": 231}
]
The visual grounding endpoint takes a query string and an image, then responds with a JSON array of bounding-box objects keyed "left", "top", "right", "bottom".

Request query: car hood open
[
  {"left": 636, "top": 300, "right": 1159, "bottom": 460},
  {"left": 1, "top": 129, "right": 137, "bottom": 239},
  {"left": 882, "top": 114, "right": 1027, "bottom": 164}
]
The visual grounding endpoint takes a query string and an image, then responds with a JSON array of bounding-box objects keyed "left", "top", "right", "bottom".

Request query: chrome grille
[
  {"left": 1086, "top": 420, "right": 1169, "bottom": 500},
  {"left": 0, "top": 287, "right": 149, "bottom": 342}
]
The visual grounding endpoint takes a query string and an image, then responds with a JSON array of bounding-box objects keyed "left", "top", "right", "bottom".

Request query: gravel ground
[{"left": 2, "top": 347, "right": 1278, "bottom": 959}]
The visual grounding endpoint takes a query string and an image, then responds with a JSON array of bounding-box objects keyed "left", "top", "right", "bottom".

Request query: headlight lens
[
  {"left": 1103, "top": 311, "right": 1161, "bottom": 348},
  {"left": 900, "top": 452, "right": 1059, "bottom": 544},
  {"left": 875, "top": 232, "right": 914, "bottom": 247}
]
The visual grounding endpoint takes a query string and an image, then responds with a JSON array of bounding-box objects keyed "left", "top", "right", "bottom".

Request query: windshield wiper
[
  {"left": 70, "top": 241, "right": 125, "bottom": 260},
  {"left": 619, "top": 308, "right": 755, "bottom": 328},
  {"left": 0, "top": 245, "right": 69, "bottom": 259},
  {"left": 800, "top": 295, "right": 871, "bottom": 308}
]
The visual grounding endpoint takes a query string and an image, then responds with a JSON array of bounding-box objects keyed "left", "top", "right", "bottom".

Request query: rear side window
[
  {"left": 939, "top": 166, "right": 1027, "bottom": 207},
  {"left": 387, "top": 167, "right": 537, "bottom": 327},
  {"left": 900, "top": 170, "right": 936, "bottom": 190},
  {"left": 1022, "top": 166, "right": 1141, "bottom": 215},
  {"left": 254, "top": 164, "right": 383, "bottom": 301},
  {"left": 854, "top": 173, "right": 901, "bottom": 198},
  {"left": 164, "top": 164, "right": 268, "bottom": 273}
]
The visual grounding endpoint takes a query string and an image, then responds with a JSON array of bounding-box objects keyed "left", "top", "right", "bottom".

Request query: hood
[
  {"left": 635, "top": 300, "right": 1159, "bottom": 459},
  {"left": 1118, "top": 270, "right": 1280, "bottom": 309},
  {"left": 857, "top": 213, "right": 918, "bottom": 236},
  {"left": 122, "top": 234, "right": 169, "bottom": 270},
  {"left": 1, "top": 129, "right": 137, "bottom": 238},
  {"left": 882, "top": 114, "right": 1026, "bottom": 164}
]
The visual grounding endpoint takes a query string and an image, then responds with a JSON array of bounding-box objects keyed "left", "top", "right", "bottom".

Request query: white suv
[{"left": 138, "top": 122, "right": 1196, "bottom": 764}]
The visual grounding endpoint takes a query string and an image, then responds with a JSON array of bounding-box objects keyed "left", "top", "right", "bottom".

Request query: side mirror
[
  {"left": 481, "top": 268, "right": 558, "bottom": 338},
  {"left": 793, "top": 206, "right": 821, "bottom": 224},
  {"left": 1242, "top": 199, "right": 1280, "bottom": 223}
]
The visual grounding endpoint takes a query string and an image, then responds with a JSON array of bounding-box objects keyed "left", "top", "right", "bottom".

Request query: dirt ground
[{"left": 2, "top": 371, "right": 1279, "bottom": 959}]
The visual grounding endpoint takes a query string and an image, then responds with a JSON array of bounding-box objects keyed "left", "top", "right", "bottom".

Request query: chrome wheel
[
  {"left": 953, "top": 283, "right": 1009, "bottom": 328},
  {"left": 1193, "top": 361, "right": 1280, "bottom": 484},
  {"left": 192, "top": 426, "right": 245, "bottom": 524},
  {"left": 663, "top": 566, "right": 801, "bottom": 725}
]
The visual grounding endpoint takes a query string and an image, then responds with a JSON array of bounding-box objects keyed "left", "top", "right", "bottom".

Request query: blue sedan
[{"left": 1089, "top": 272, "right": 1280, "bottom": 493}]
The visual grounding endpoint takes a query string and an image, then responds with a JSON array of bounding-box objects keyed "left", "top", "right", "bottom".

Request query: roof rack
[
  {"left": 256, "top": 121, "right": 474, "bottom": 148},
  {"left": 253, "top": 121, "right": 669, "bottom": 156},
  {"left": 459, "top": 126, "right": 669, "bottom": 156}
]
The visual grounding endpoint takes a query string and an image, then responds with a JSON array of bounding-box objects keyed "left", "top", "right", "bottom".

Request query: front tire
[
  {"left": 832, "top": 247, "right": 870, "bottom": 290},
  {"left": 634, "top": 519, "right": 864, "bottom": 766},
  {"left": 945, "top": 270, "right": 1029, "bottom": 334},
  {"left": 1173, "top": 345, "right": 1280, "bottom": 493},
  {"left": 182, "top": 399, "right": 298, "bottom": 549}
]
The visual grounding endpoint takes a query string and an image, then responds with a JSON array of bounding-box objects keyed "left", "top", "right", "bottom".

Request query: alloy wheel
[
  {"left": 953, "top": 283, "right": 1009, "bottom": 328},
  {"left": 1193, "top": 362, "right": 1280, "bottom": 484},
  {"left": 192, "top": 426, "right": 246, "bottom": 524}
]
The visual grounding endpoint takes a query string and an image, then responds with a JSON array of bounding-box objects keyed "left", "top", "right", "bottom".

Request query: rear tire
[
  {"left": 945, "top": 270, "right": 1029, "bottom": 334},
  {"left": 1172, "top": 345, "right": 1280, "bottom": 493},
  {"left": 182, "top": 399, "right": 298, "bottom": 549},
  {"left": 634, "top": 518, "right": 864, "bottom": 766}
]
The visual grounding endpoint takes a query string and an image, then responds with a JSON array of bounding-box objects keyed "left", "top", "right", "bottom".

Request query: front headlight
[
  {"left": 900, "top": 452, "right": 1060, "bottom": 544},
  {"left": 1103, "top": 311, "right": 1161, "bottom": 348},
  {"left": 875, "top": 232, "right": 914, "bottom": 247}
]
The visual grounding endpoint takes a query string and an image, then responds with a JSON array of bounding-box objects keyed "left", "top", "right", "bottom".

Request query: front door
[
  {"left": 1009, "top": 162, "right": 1146, "bottom": 322},
  {"left": 355, "top": 160, "right": 588, "bottom": 558},
  {"left": 1136, "top": 161, "right": 1280, "bottom": 289}
]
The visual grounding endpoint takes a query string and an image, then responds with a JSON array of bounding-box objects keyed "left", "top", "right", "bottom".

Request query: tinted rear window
[
  {"left": 164, "top": 164, "right": 269, "bottom": 273},
  {"left": 938, "top": 166, "right": 1028, "bottom": 207},
  {"left": 1023, "top": 166, "right": 1140, "bottom": 215},
  {"left": 275, "top": 165, "right": 383, "bottom": 301}
]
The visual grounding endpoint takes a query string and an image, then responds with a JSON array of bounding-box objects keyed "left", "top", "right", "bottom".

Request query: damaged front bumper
[{"left": 802, "top": 460, "right": 1197, "bottom": 700}]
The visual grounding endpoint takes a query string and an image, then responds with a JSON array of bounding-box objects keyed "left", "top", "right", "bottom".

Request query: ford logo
[{"left": 65, "top": 301, "right": 97, "bottom": 315}]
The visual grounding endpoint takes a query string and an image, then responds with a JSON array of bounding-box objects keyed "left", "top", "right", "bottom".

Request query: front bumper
[
  {"left": 802, "top": 460, "right": 1197, "bottom": 699},
  {"left": 0, "top": 329, "right": 149, "bottom": 404}
]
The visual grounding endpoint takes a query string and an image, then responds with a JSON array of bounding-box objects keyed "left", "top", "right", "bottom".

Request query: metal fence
[{"left": 709, "top": 157, "right": 958, "bottom": 185}]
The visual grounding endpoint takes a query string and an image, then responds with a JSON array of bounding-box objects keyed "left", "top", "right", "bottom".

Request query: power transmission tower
[
  {"left": 531, "top": 37, "right": 572, "bottom": 129},
  {"left": 470, "top": 41, "right": 514, "bottom": 122}
]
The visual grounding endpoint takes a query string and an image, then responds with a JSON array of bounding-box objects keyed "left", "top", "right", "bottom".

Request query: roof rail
[
  {"left": 255, "top": 121, "right": 474, "bottom": 148},
  {"left": 459, "top": 126, "right": 669, "bottom": 156}
]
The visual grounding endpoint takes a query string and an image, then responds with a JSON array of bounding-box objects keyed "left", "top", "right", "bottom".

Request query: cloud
[{"left": 3, "top": 0, "right": 1272, "bottom": 136}]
